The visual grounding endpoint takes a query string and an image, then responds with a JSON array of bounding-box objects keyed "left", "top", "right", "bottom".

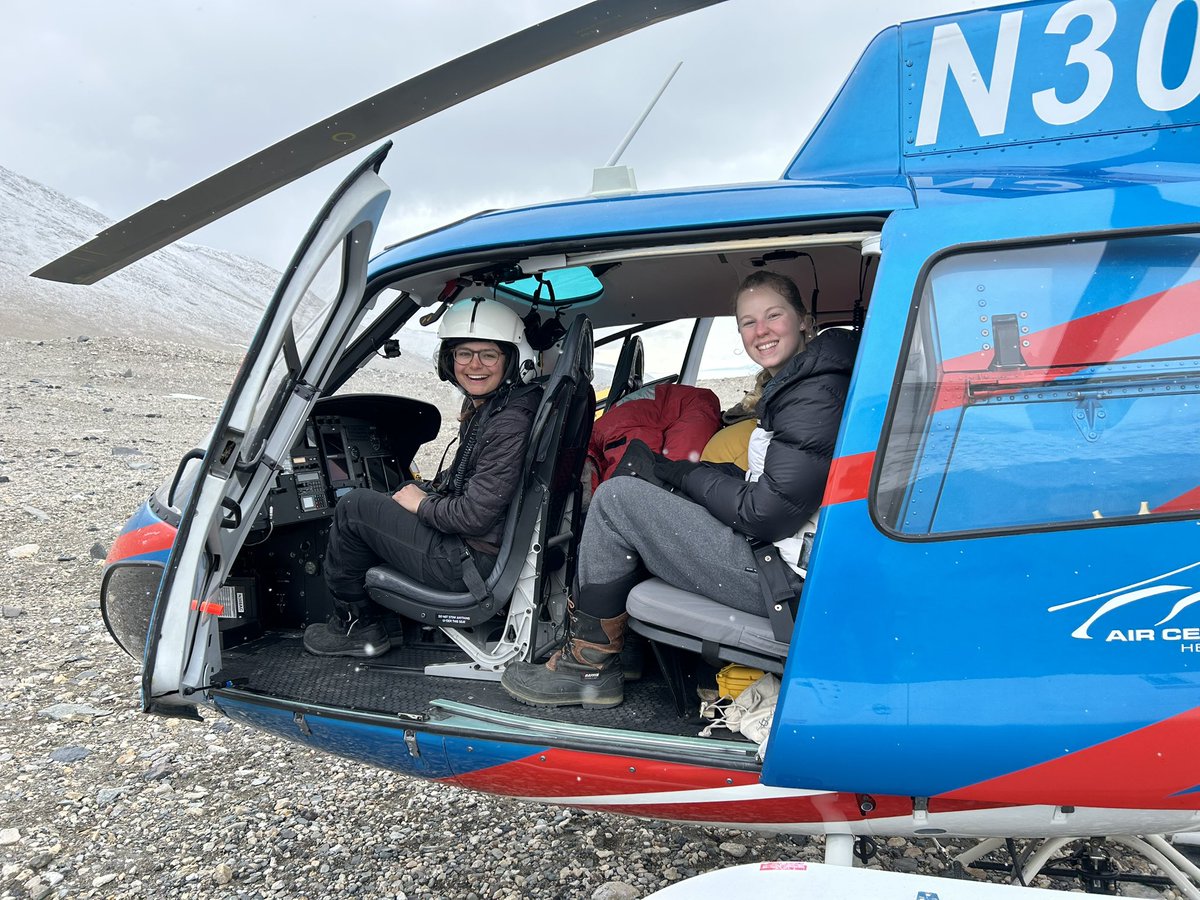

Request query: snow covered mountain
[
  {"left": 2, "top": 164, "right": 603, "bottom": 383},
  {"left": 0, "top": 164, "right": 302, "bottom": 349}
]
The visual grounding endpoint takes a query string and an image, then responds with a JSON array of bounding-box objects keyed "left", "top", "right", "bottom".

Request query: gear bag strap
[{"left": 748, "top": 538, "right": 802, "bottom": 644}]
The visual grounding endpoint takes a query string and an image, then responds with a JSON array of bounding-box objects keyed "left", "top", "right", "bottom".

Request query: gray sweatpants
[{"left": 578, "top": 477, "right": 763, "bottom": 614}]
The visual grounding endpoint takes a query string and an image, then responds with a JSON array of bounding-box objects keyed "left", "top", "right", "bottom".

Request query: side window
[
  {"left": 593, "top": 320, "right": 693, "bottom": 403},
  {"left": 241, "top": 241, "right": 347, "bottom": 463},
  {"left": 875, "top": 233, "right": 1200, "bottom": 536},
  {"left": 696, "top": 315, "right": 764, "bottom": 381}
]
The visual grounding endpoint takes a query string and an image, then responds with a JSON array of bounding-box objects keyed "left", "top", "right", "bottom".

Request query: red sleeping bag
[{"left": 587, "top": 383, "right": 722, "bottom": 489}]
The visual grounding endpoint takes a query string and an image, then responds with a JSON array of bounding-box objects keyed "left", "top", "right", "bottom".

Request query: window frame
[{"left": 870, "top": 224, "right": 1200, "bottom": 542}]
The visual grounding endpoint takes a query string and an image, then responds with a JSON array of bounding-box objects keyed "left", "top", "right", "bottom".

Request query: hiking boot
[
  {"left": 303, "top": 615, "right": 391, "bottom": 658},
  {"left": 501, "top": 608, "right": 627, "bottom": 709}
]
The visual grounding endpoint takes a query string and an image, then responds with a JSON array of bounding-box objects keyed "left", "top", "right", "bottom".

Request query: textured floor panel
[{"left": 220, "top": 632, "right": 728, "bottom": 739}]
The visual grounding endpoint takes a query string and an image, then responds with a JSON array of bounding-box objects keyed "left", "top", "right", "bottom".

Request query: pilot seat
[{"left": 363, "top": 313, "right": 594, "bottom": 680}]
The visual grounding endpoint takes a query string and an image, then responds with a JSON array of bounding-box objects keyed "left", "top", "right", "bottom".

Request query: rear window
[{"left": 875, "top": 233, "right": 1200, "bottom": 536}]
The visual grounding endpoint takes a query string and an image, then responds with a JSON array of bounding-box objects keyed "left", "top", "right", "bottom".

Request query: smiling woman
[
  {"left": 304, "top": 297, "right": 542, "bottom": 658},
  {"left": 451, "top": 341, "right": 508, "bottom": 399},
  {"left": 501, "top": 270, "right": 857, "bottom": 709}
]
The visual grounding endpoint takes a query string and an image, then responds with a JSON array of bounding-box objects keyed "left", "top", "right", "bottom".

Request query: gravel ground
[{"left": 0, "top": 335, "right": 1176, "bottom": 899}]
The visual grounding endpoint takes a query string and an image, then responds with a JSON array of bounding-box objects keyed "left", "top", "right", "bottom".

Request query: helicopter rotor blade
[{"left": 32, "top": 0, "right": 726, "bottom": 285}]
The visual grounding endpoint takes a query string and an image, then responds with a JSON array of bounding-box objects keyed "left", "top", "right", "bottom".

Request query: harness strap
[
  {"left": 700, "top": 638, "right": 723, "bottom": 670},
  {"left": 748, "top": 538, "right": 802, "bottom": 644},
  {"left": 457, "top": 542, "right": 492, "bottom": 604}
]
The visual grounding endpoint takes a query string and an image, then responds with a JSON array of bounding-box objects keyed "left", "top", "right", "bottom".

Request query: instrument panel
[{"left": 265, "top": 394, "right": 442, "bottom": 528}]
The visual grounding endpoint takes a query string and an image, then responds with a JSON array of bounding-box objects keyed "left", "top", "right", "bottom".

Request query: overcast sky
[{"left": 2, "top": 0, "right": 1010, "bottom": 273}]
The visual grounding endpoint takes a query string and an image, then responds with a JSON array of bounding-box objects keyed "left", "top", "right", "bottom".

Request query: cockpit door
[{"left": 141, "top": 146, "right": 391, "bottom": 713}]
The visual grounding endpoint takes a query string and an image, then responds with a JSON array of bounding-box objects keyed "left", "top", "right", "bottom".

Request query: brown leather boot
[{"left": 501, "top": 603, "right": 627, "bottom": 708}]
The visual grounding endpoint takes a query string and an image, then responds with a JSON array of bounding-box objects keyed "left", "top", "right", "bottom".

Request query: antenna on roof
[{"left": 590, "top": 61, "right": 682, "bottom": 196}]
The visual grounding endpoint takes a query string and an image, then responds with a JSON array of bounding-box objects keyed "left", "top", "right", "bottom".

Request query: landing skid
[
  {"left": 646, "top": 859, "right": 1078, "bottom": 897},
  {"left": 952, "top": 835, "right": 1200, "bottom": 898}
]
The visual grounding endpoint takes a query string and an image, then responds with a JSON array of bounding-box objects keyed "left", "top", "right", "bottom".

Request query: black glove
[
  {"left": 611, "top": 439, "right": 664, "bottom": 486},
  {"left": 653, "top": 456, "right": 699, "bottom": 491}
]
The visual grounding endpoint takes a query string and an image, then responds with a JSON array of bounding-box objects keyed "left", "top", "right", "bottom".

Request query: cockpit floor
[{"left": 219, "top": 632, "right": 742, "bottom": 742}]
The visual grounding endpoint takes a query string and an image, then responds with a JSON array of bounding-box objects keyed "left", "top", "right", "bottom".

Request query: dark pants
[{"left": 324, "top": 489, "right": 483, "bottom": 621}]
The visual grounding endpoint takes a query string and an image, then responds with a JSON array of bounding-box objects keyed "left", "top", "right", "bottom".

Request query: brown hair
[{"left": 734, "top": 270, "right": 809, "bottom": 319}]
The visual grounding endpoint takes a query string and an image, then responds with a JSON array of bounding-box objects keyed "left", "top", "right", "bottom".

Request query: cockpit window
[
  {"left": 497, "top": 266, "right": 603, "bottom": 305},
  {"left": 241, "top": 243, "right": 346, "bottom": 464},
  {"left": 875, "top": 233, "right": 1200, "bottom": 536}
]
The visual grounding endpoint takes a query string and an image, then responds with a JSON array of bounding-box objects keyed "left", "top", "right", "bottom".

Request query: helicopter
[{"left": 37, "top": 0, "right": 1200, "bottom": 893}]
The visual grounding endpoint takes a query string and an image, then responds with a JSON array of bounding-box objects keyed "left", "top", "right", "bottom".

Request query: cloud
[
  {"left": 1, "top": 0, "right": 1013, "bottom": 271},
  {"left": 130, "top": 114, "right": 166, "bottom": 142}
]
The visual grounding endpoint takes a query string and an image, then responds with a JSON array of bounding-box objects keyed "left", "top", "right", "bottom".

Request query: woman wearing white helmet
[{"left": 305, "top": 297, "right": 541, "bottom": 658}]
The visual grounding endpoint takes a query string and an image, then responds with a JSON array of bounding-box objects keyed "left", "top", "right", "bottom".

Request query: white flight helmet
[{"left": 435, "top": 297, "right": 537, "bottom": 390}]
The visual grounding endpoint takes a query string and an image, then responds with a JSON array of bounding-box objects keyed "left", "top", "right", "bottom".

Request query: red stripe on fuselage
[
  {"left": 106, "top": 522, "right": 176, "bottom": 563},
  {"left": 1156, "top": 486, "right": 1200, "bottom": 514},
  {"left": 940, "top": 705, "right": 1200, "bottom": 809},
  {"left": 446, "top": 748, "right": 1005, "bottom": 826},
  {"left": 449, "top": 747, "right": 760, "bottom": 798},
  {"left": 932, "top": 280, "right": 1200, "bottom": 414},
  {"left": 822, "top": 452, "right": 874, "bottom": 506}
]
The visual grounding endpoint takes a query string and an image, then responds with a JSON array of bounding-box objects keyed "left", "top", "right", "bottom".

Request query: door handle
[
  {"left": 167, "top": 449, "right": 205, "bottom": 508},
  {"left": 220, "top": 498, "right": 242, "bottom": 529}
]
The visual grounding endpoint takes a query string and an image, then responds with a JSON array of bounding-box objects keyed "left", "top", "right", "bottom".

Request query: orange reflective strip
[{"left": 198, "top": 600, "right": 225, "bottom": 616}]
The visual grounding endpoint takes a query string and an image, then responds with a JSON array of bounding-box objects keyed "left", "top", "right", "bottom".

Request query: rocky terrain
[{"left": 0, "top": 334, "right": 809, "bottom": 900}]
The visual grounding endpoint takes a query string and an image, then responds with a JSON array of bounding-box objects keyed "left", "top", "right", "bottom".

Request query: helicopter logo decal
[{"left": 1048, "top": 561, "right": 1200, "bottom": 644}]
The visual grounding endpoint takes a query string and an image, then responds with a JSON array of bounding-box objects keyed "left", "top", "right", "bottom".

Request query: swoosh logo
[{"left": 1048, "top": 562, "right": 1200, "bottom": 640}]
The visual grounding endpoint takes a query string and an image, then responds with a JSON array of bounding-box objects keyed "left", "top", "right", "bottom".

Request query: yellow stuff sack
[{"left": 716, "top": 664, "right": 766, "bottom": 699}]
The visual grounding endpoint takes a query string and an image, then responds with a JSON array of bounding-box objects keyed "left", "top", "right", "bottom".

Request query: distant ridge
[{"left": 0, "top": 163, "right": 300, "bottom": 349}]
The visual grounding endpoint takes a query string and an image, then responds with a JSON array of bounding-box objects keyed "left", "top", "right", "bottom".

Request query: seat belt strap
[
  {"left": 458, "top": 543, "right": 492, "bottom": 604},
  {"left": 748, "top": 539, "right": 801, "bottom": 644},
  {"left": 700, "top": 638, "right": 723, "bottom": 670}
]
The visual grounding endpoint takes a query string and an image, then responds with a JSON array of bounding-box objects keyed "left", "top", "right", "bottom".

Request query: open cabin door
[
  {"left": 763, "top": 181, "right": 1200, "bottom": 811},
  {"left": 142, "top": 148, "right": 391, "bottom": 713}
]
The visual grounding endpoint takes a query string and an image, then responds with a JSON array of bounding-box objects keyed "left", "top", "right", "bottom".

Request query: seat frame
[{"left": 626, "top": 577, "right": 789, "bottom": 712}]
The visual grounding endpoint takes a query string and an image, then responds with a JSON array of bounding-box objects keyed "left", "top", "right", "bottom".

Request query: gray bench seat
[{"left": 626, "top": 578, "right": 788, "bottom": 674}]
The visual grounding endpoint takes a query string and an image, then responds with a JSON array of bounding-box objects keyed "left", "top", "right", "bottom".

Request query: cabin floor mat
[{"left": 219, "top": 632, "right": 732, "bottom": 740}]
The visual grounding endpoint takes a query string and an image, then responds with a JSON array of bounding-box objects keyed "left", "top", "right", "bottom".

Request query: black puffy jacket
[
  {"left": 681, "top": 328, "right": 858, "bottom": 544},
  {"left": 416, "top": 383, "right": 541, "bottom": 555}
]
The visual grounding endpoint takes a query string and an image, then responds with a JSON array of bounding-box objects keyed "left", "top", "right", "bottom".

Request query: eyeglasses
[{"left": 452, "top": 347, "right": 503, "bottom": 367}]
